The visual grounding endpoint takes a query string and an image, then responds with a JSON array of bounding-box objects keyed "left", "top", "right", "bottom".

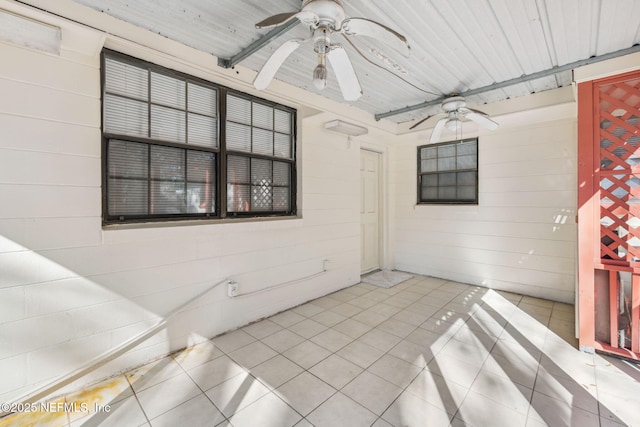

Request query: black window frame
[
  {"left": 417, "top": 138, "right": 479, "bottom": 205},
  {"left": 224, "top": 90, "right": 297, "bottom": 218},
  {"left": 101, "top": 50, "right": 297, "bottom": 225}
]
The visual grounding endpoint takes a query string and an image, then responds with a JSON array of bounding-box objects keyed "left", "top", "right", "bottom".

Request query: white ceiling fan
[
  {"left": 253, "top": 0, "right": 411, "bottom": 101},
  {"left": 426, "top": 96, "right": 499, "bottom": 143}
]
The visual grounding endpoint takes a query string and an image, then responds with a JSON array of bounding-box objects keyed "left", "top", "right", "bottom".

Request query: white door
[{"left": 360, "top": 149, "right": 381, "bottom": 273}]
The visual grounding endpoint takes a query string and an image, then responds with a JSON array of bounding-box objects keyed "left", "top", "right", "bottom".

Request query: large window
[
  {"left": 102, "top": 51, "right": 296, "bottom": 224},
  {"left": 417, "top": 138, "right": 478, "bottom": 204}
]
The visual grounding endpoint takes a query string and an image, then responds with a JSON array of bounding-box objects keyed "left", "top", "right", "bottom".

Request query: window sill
[{"left": 102, "top": 214, "right": 302, "bottom": 231}]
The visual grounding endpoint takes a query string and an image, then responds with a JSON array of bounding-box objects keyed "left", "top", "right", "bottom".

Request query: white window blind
[{"left": 104, "top": 56, "right": 218, "bottom": 148}]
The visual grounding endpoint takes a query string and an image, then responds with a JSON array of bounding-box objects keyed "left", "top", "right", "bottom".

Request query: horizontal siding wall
[
  {"left": 391, "top": 110, "right": 577, "bottom": 303},
  {"left": 0, "top": 23, "right": 364, "bottom": 402}
]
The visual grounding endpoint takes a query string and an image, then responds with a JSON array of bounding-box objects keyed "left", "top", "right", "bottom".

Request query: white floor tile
[
  {"left": 312, "top": 296, "right": 342, "bottom": 310},
  {"left": 309, "top": 354, "right": 363, "bottom": 389},
  {"left": 286, "top": 319, "right": 328, "bottom": 340},
  {"left": 469, "top": 370, "right": 532, "bottom": 415},
  {"left": 135, "top": 373, "right": 202, "bottom": 420},
  {"left": 455, "top": 390, "right": 527, "bottom": 427},
  {"left": 242, "top": 319, "right": 283, "bottom": 340},
  {"left": 357, "top": 328, "right": 402, "bottom": 353},
  {"left": 149, "top": 394, "right": 224, "bottom": 427},
  {"left": 229, "top": 392, "right": 301, "bottom": 427},
  {"left": 292, "top": 303, "right": 325, "bottom": 318},
  {"left": 376, "top": 318, "right": 417, "bottom": 338},
  {"left": 437, "top": 335, "right": 491, "bottom": 367},
  {"left": 480, "top": 353, "right": 538, "bottom": 389},
  {"left": 427, "top": 355, "right": 482, "bottom": 389},
  {"left": 270, "top": 311, "right": 306, "bottom": 328},
  {"left": 275, "top": 372, "right": 336, "bottom": 416},
  {"left": 187, "top": 355, "right": 246, "bottom": 391},
  {"left": 228, "top": 341, "right": 278, "bottom": 369},
  {"left": 381, "top": 391, "right": 452, "bottom": 427},
  {"left": 404, "top": 370, "right": 468, "bottom": 416},
  {"left": 367, "top": 354, "right": 422, "bottom": 388},
  {"left": 528, "top": 391, "right": 599, "bottom": 427},
  {"left": 261, "top": 329, "right": 307, "bottom": 353},
  {"left": 309, "top": 329, "right": 353, "bottom": 353},
  {"left": 329, "top": 302, "right": 364, "bottom": 317},
  {"left": 336, "top": 340, "right": 385, "bottom": 369},
  {"left": 172, "top": 340, "right": 224, "bottom": 371},
  {"left": 283, "top": 340, "right": 332, "bottom": 370},
  {"left": 387, "top": 339, "right": 434, "bottom": 368},
  {"left": 341, "top": 371, "right": 403, "bottom": 415},
  {"left": 306, "top": 392, "right": 378, "bottom": 427},
  {"left": 126, "top": 357, "right": 185, "bottom": 393},
  {"left": 331, "top": 318, "right": 372, "bottom": 339},
  {"left": 211, "top": 330, "right": 256, "bottom": 354},
  {"left": 311, "top": 310, "right": 347, "bottom": 327},
  {"left": 533, "top": 367, "right": 599, "bottom": 415},
  {"left": 205, "top": 371, "right": 270, "bottom": 418},
  {"left": 391, "top": 309, "right": 431, "bottom": 326},
  {"left": 71, "top": 396, "right": 148, "bottom": 427},
  {"left": 252, "top": 354, "right": 304, "bottom": 390},
  {"left": 351, "top": 309, "right": 388, "bottom": 327}
]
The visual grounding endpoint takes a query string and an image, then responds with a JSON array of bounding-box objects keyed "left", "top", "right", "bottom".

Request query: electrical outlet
[
  {"left": 323, "top": 259, "right": 331, "bottom": 271},
  {"left": 228, "top": 281, "right": 238, "bottom": 298}
]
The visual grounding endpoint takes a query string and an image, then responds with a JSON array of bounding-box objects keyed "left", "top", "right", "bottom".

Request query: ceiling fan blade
[
  {"left": 253, "top": 39, "right": 305, "bottom": 90},
  {"left": 341, "top": 18, "right": 410, "bottom": 57},
  {"left": 409, "top": 114, "right": 433, "bottom": 130},
  {"left": 430, "top": 117, "right": 447, "bottom": 144},
  {"left": 256, "top": 11, "right": 318, "bottom": 29},
  {"left": 327, "top": 46, "right": 362, "bottom": 101},
  {"left": 458, "top": 107, "right": 499, "bottom": 130}
]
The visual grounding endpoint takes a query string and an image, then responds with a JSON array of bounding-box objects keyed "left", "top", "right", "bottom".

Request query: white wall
[
  {"left": 390, "top": 94, "right": 578, "bottom": 304},
  {"left": 0, "top": 2, "right": 385, "bottom": 403}
]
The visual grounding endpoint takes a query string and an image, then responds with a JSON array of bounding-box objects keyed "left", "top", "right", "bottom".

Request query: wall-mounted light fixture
[
  {"left": 0, "top": 10, "right": 61, "bottom": 55},
  {"left": 324, "top": 119, "right": 368, "bottom": 136}
]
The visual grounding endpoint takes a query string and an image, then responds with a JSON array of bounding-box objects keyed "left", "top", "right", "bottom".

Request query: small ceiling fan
[
  {"left": 421, "top": 96, "right": 499, "bottom": 144},
  {"left": 253, "top": 0, "right": 411, "bottom": 101}
]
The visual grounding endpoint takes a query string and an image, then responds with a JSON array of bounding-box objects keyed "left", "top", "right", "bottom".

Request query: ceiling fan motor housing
[
  {"left": 441, "top": 96, "right": 466, "bottom": 112},
  {"left": 302, "top": 0, "right": 345, "bottom": 28}
]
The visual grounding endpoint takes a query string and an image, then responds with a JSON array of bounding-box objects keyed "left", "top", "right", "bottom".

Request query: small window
[{"left": 417, "top": 138, "right": 478, "bottom": 204}]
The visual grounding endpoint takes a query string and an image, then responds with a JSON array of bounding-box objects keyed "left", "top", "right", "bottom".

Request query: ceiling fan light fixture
[
  {"left": 313, "top": 57, "right": 328, "bottom": 90},
  {"left": 445, "top": 118, "right": 459, "bottom": 132},
  {"left": 312, "top": 28, "right": 330, "bottom": 90}
]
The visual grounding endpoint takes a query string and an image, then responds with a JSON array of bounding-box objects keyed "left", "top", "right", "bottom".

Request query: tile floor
[{"left": 3, "top": 275, "right": 640, "bottom": 427}]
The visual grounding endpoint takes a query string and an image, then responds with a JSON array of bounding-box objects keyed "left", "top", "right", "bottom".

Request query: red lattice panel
[{"left": 598, "top": 78, "right": 640, "bottom": 265}]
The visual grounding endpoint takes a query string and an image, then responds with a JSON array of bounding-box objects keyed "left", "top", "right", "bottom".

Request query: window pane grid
[
  {"left": 103, "top": 51, "right": 295, "bottom": 223},
  {"left": 418, "top": 138, "right": 478, "bottom": 204},
  {"left": 227, "top": 154, "right": 291, "bottom": 213},
  {"left": 107, "top": 139, "right": 216, "bottom": 219},
  {"left": 104, "top": 55, "right": 218, "bottom": 149},
  {"left": 226, "top": 93, "right": 294, "bottom": 161}
]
